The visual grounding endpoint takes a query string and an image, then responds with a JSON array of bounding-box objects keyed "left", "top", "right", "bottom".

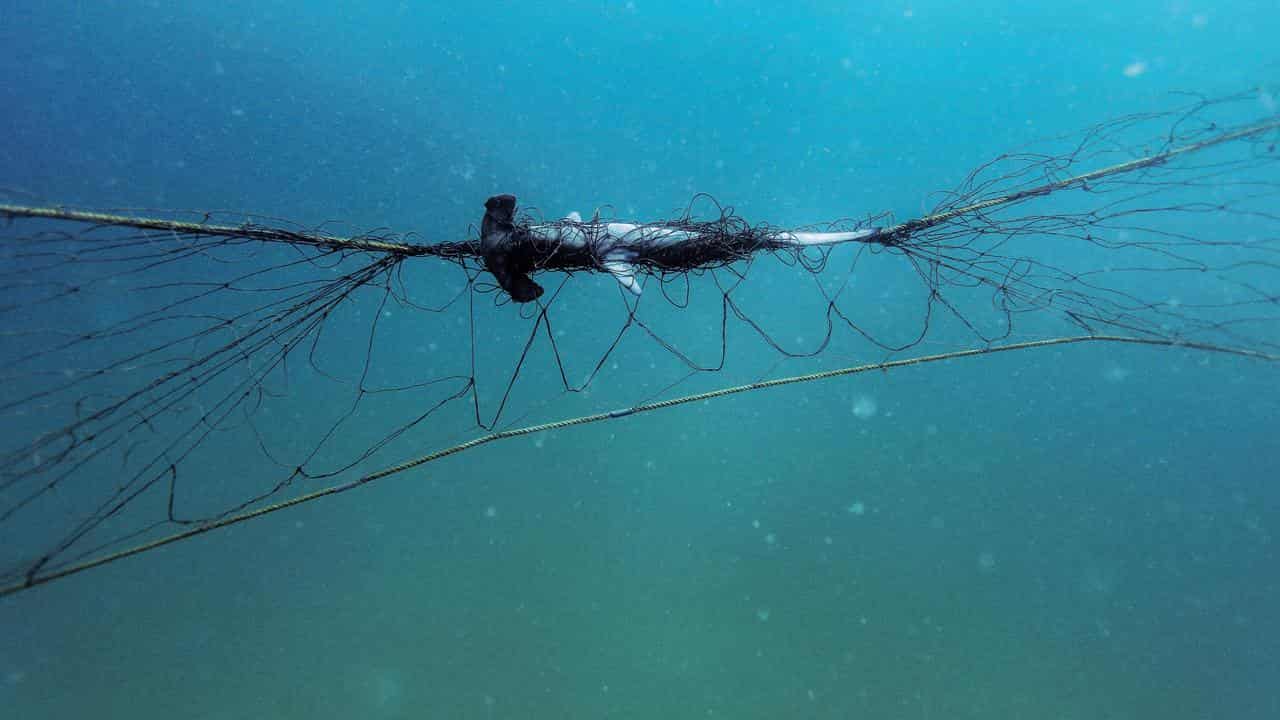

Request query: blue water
[{"left": 1, "top": 1, "right": 1278, "bottom": 717}]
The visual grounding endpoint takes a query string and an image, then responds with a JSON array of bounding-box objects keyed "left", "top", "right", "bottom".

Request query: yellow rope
[
  {"left": 879, "top": 117, "right": 1280, "bottom": 240},
  {"left": 2, "top": 333, "right": 1275, "bottom": 599},
  {"left": 4, "top": 117, "right": 1277, "bottom": 256},
  {"left": 0, "top": 203, "right": 428, "bottom": 255}
]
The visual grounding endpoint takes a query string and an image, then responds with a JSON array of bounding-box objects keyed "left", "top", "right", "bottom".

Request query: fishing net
[{"left": 1, "top": 89, "right": 1277, "bottom": 595}]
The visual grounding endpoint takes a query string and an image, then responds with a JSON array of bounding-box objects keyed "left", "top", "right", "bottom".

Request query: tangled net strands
[{"left": 1, "top": 90, "right": 1278, "bottom": 597}]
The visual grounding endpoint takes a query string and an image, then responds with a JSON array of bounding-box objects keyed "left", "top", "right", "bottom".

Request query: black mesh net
[{"left": 1, "top": 89, "right": 1277, "bottom": 594}]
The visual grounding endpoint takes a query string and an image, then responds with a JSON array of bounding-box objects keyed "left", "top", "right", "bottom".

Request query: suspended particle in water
[
  {"left": 1103, "top": 365, "right": 1131, "bottom": 383},
  {"left": 851, "top": 395, "right": 878, "bottom": 419},
  {"left": 977, "top": 551, "right": 997, "bottom": 573},
  {"left": 1123, "top": 60, "right": 1149, "bottom": 78}
]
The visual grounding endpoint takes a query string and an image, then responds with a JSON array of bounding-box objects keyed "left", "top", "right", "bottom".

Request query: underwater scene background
[{"left": 1, "top": 1, "right": 1278, "bottom": 717}]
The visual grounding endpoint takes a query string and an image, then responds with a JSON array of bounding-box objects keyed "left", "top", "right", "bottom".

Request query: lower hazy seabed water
[{"left": 1, "top": 2, "right": 1278, "bottom": 718}]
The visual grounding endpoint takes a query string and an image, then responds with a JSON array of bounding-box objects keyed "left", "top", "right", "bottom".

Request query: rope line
[
  {"left": 5, "top": 116, "right": 1277, "bottom": 259},
  {"left": 876, "top": 117, "right": 1280, "bottom": 241},
  {"left": 2, "top": 333, "right": 1274, "bottom": 599},
  {"left": 0, "top": 203, "right": 465, "bottom": 257}
]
